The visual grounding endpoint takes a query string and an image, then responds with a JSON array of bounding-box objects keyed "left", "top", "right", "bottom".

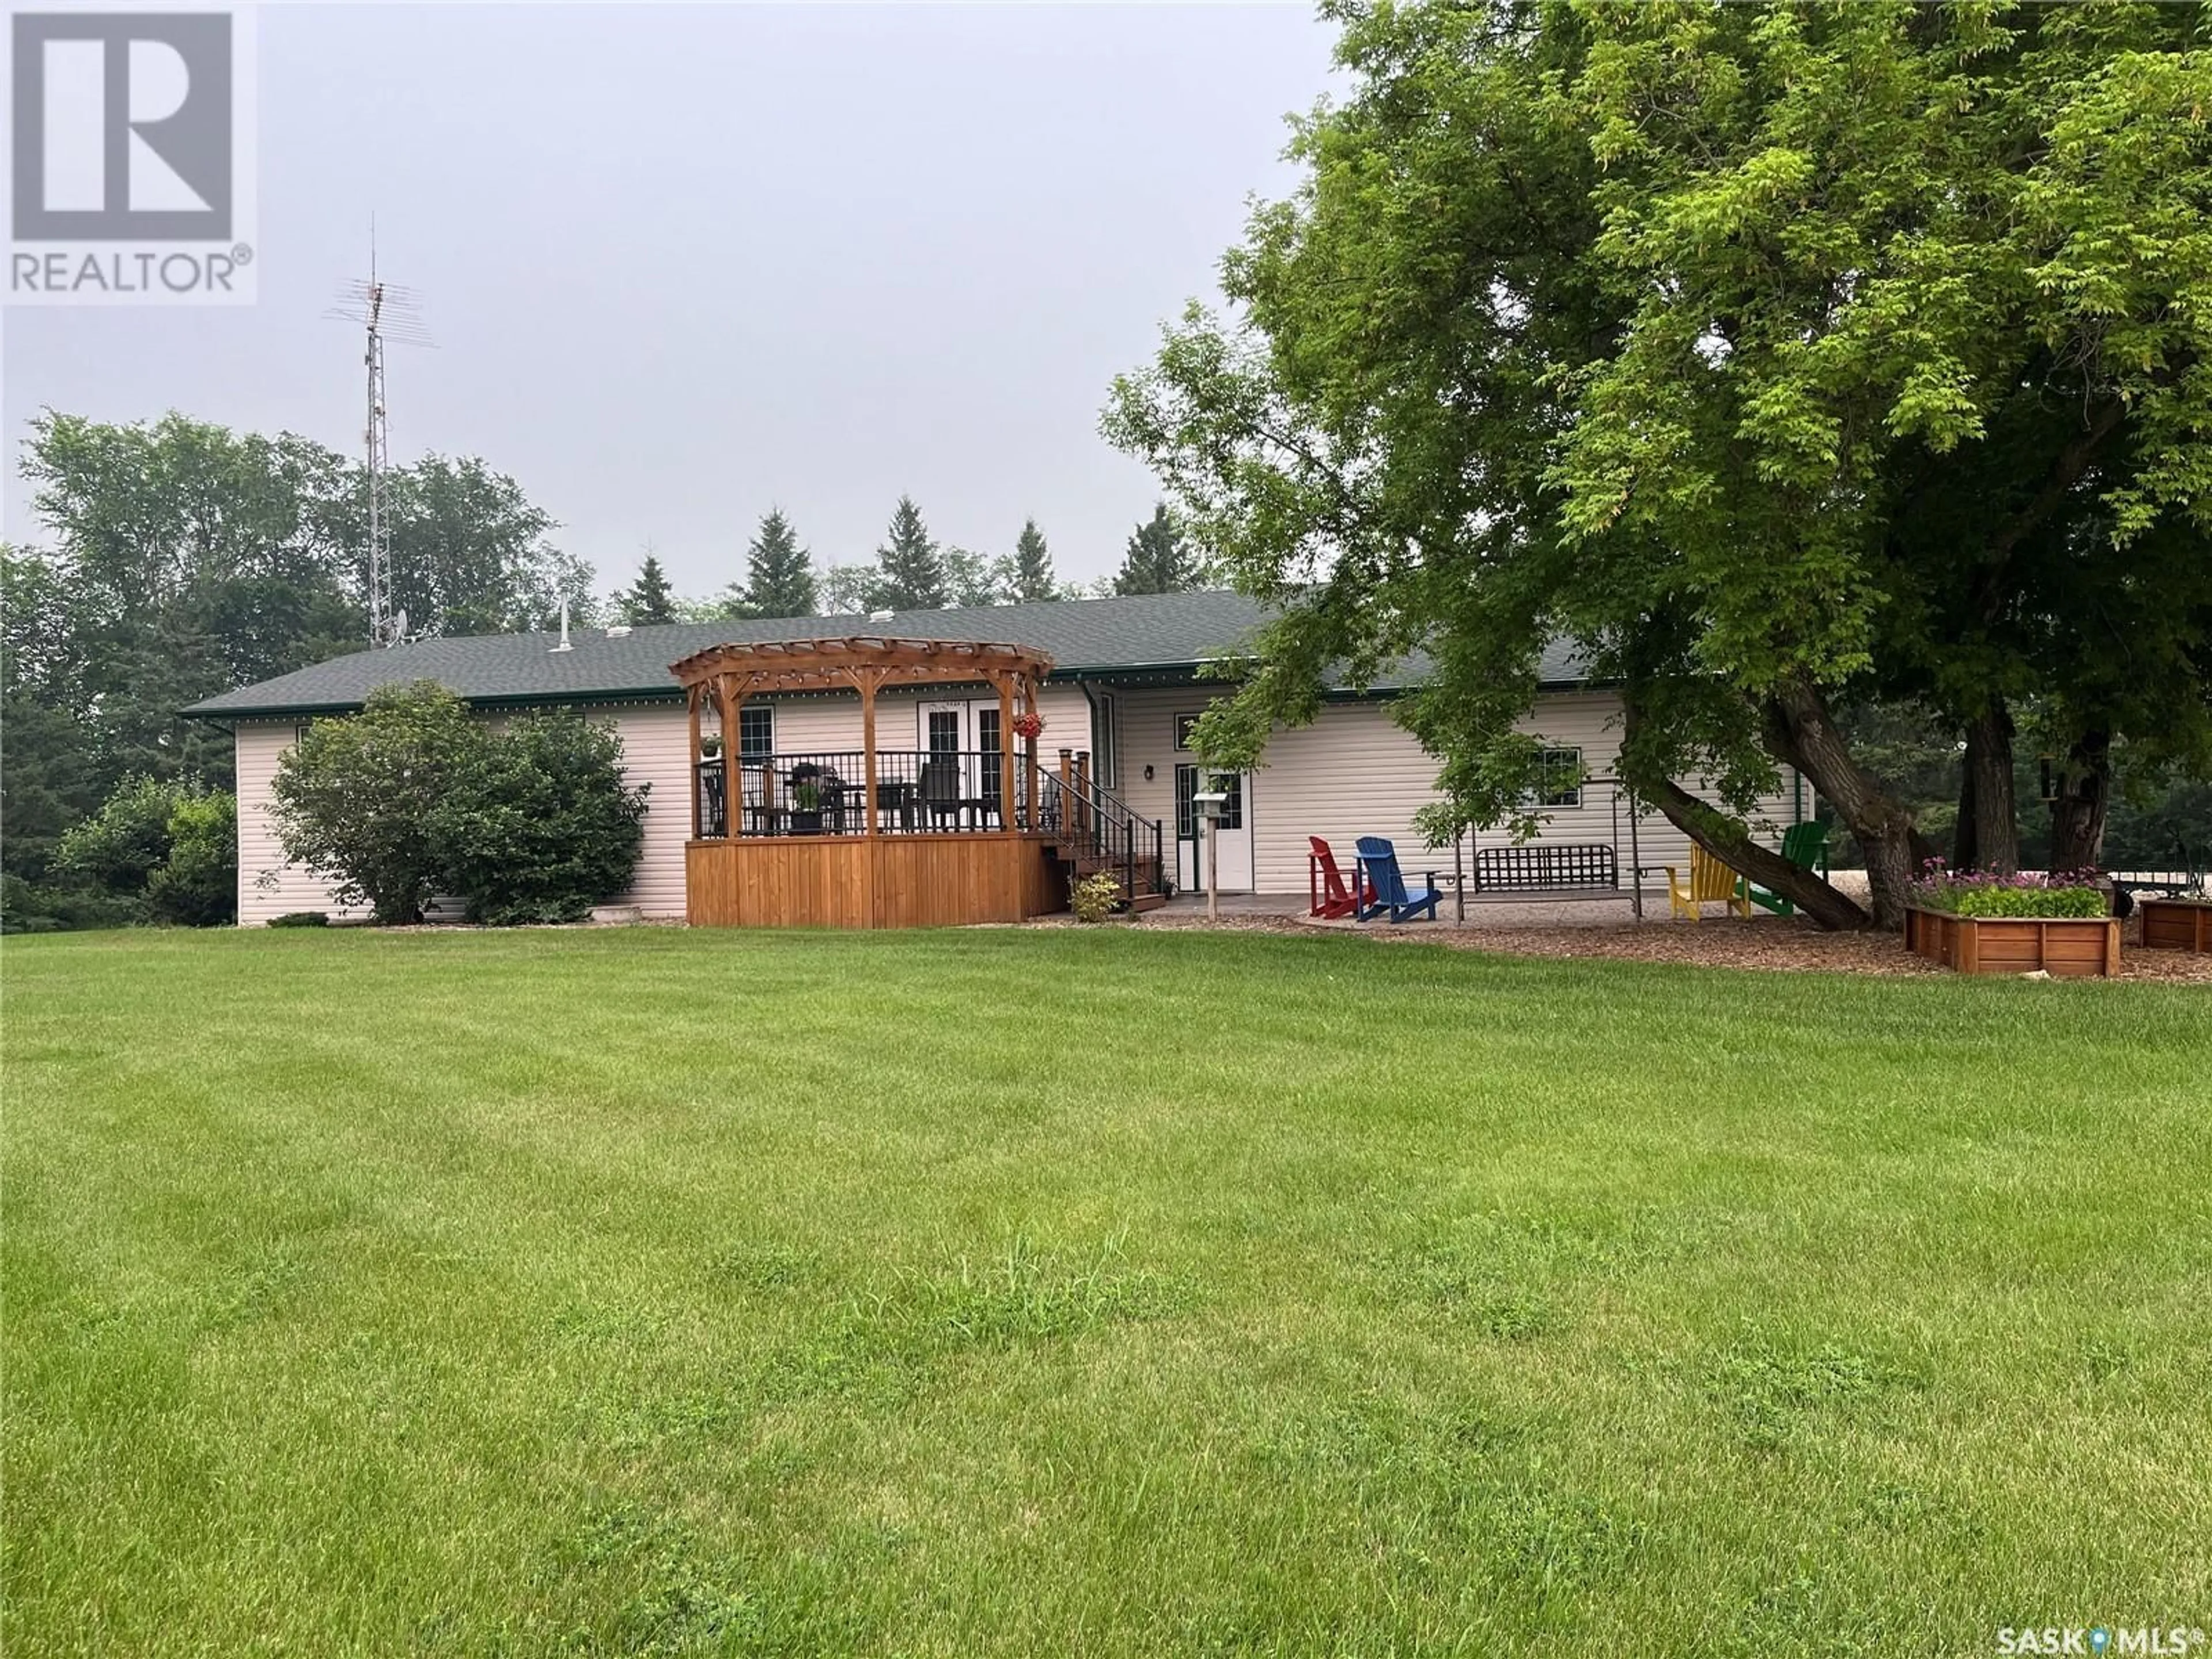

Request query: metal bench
[{"left": 1472, "top": 843, "right": 1619, "bottom": 892}]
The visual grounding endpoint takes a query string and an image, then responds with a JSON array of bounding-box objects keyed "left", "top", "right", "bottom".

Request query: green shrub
[
  {"left": 146, "top": 792, "right": 236, "bottom": 926},
  {"left": 1945, "top": 884, "right": 2108, "bottom": 919},
  {"left": 271, "top": 683, "right": 490, "bottom": 923},
  {"left": 55, "top": 775, "right": 179, "bottom": 896},
  {"left": 267, "top": 911, "right": 331, "bottom": 928},
  {"left": 0, "top": 873, "right": 142, "bottom": 934},
  {"left": 1070, "top": 872, "right": 1123, "bottom": 923},
  {"left": 50, "top": 776, "right": 236, "bottom": 926},
  {"left": 426, "top": 709, "right": 648, "bottom": 926}
]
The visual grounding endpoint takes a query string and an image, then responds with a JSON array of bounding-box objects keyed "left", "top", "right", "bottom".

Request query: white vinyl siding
[
  {"left": 1102, "top": 687, "right": 1806, "bottom": 895},
  {"left": 233, "top": 703, "right": 699, "bottom": 926}
]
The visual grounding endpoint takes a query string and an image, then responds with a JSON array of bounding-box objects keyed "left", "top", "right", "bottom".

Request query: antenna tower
[{"left": 326, "top": 228, "right": 433, "bottom": 648}]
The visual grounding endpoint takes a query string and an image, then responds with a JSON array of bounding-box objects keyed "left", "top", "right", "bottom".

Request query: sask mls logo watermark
[
  {"left": 1997, "top": 1626, "right": 2207, "bottom": 1656},
  {"left": 5, "top": 5, "right": 256, "bottom": 304}
]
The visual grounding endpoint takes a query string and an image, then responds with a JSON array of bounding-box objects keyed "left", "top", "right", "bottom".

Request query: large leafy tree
[
  {"left": 1111, "top": 503, "right": 1200, "bottom": 596},
  {"left": 384, "top": 453, "right": 593, "bottom": 636},
  {"left": 865, "top": 496, "right": 948, "bottom": 611},
  {"left": 1109, "top": 1, "right": 2212, "bottom": 928},
  {"left": 944, "top": 546, "right": 1009, "bottom": 608}
]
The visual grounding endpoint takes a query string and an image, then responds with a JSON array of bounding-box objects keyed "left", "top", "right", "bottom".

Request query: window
[
  {"left": 978, "top": 706, "right": 1002, "bottom": 806},
  {"left": 1174, "top": 763, "right": 1242, "bottom": 838},
  {"left": 1174, "top": 712, "right": 1201, "bottom": 752},
  {"left": 1091, "top": 694, "right": 1118, "bottom": 788},
  {"left": 1532, "top": 745, "right": 1583, "bottom": 808},
  {"left": 738, "top": 704, "right": 775, "bottom": 762},
  {"left": 1209, "top": 770, "right": 1244, "bottom": 830},
  {"left": 927, "top": 709, "right": 960, "bottom": 756}
]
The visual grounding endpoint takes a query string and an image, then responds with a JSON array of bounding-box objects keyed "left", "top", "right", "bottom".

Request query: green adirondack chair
[{"left": 1748, "top": 821, "right": 1831, "bottom": 916}]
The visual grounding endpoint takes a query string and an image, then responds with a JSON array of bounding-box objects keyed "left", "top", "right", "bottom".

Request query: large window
[
  {"left": 1532, "top": 745, "right": 1583, "bottom": 808},
  {"left": 1092, "top": 693, "right": 1118, "bottom": 788},
  {"left": 738, "top": 704, "right": 775, "bottom": 762}
]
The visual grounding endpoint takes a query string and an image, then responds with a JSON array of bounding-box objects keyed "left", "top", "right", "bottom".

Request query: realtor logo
[{"left": 6, "top": 7, "right": 256, "bottom": 304}]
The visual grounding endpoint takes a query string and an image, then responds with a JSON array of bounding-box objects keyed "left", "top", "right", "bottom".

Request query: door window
[{"left": 927, "top": 709, "right": 960, "bottom": 757}]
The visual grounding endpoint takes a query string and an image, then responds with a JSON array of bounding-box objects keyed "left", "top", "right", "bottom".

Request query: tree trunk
[
  {"left": 1758, "top": 679, "right": 1929, "bottom": 929},
  {"left": 1956, "top": 703, "right": 2018, "bottom": 874},
  {"left": 1643, "top": 776, "right": 1872, "bottom": 930},
  {"left": 2048, "top": 728, "right": 2112, "bottom": 876},
  {"left": 1952, "top": 749, "right": 1980, "bottom": 873}
]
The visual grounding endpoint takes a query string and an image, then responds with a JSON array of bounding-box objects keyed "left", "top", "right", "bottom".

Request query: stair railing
[{"left": 1040, "top": 749, "right": 1164, "bottom": 905}]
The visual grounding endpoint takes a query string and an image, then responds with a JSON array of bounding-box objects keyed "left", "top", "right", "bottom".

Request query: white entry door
[{"left": 1173, "top": 763, "right": 1255, "bottom": 892}]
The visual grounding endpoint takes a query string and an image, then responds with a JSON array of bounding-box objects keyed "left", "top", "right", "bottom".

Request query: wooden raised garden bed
[
  {"left": 1904, "top": 907, "right": 2120, "bottom": 978},
  {"left": 2138, "top": 896, "right": 2212, "bottom": 954}
]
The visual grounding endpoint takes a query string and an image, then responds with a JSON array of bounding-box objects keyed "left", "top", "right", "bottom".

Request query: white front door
[{"left": 1174, "top": 762, "right": 1255, "bottom": 893}]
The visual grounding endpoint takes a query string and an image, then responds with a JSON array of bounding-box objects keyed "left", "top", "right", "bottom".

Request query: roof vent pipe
[{"left": 551, "top": 600, "right": 573, "bottom": 653}]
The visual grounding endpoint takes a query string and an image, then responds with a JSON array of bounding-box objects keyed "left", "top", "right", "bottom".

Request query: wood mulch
[{"left": 1115, "top": 907, "right": 2212, "bottom": 983}]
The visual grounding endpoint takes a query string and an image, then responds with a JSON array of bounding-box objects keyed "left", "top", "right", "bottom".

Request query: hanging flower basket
[{"left": 1010, "top": 710, "right": 1046, "bottom": 740}]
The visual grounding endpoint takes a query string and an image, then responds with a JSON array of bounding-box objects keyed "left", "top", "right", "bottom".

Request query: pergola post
[
  {"left": 717, "top": 679, "right": 741, "bottom": 840},
  {"left": 859, "top": 670, "right": 880, "bottom": 836},
  {"left": 996, "top": 673, "right": 1016, "bottom": 835}
]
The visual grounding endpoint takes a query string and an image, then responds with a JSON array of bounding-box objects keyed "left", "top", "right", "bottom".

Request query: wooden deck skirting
[
  {"left": 685, "top": 834, "right": 1066, "bottom": 929},
  {"left": 1904, "top": 907, "right": 2121, "bottom": 978}
]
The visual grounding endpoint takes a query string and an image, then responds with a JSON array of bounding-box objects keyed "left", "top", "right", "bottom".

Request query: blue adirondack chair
[{"left": 1354, "top": 837, "right": 1442, "bottom": 923}]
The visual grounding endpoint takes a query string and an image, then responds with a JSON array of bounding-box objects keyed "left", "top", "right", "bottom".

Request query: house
[{"left": 182, "top": 589, "right": 1811, "bottom": 926}]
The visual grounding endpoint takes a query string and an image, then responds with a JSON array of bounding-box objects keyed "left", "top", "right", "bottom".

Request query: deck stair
[{"left": 1036, "top": 751, "right": 1168, "bottom": 913}]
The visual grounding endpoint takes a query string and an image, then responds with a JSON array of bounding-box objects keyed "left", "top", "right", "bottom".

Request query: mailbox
[{"left": 1192, "top": 789, "right": 1230, "bottom": 821}]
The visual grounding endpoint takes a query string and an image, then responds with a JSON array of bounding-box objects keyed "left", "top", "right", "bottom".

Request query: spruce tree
[
  {"left": 738, "top": 509, "right": 816, "bottom": 619},
  {"left": 865, "top": 496, "right": 948, "bottom": 611},
  {"left": 1111, "top": 503, "right": 1198, "bottom": 596},
  {"left": 616, "top": 553, "right": 677, "bottom": 626},
  {"left": 1008, "top": 518, "right": 1060, "bottom": 602}
]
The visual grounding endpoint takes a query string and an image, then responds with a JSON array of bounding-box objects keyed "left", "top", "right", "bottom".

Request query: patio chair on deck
[
  {"left": 1308, "top": 836, "right": 1364, "bottom": 919},
  {"left": 1747, "top": 821, "right": 1830, "bottom": 916},
  {"left": 1665, "top": 846, "right": 1752, "bottom": 920},
  {"left": 1354, "top": 837, "right": 1442, "bottom": 923},
  {"left": 919, "top": 759, "right": 963, "bottom": 829}
]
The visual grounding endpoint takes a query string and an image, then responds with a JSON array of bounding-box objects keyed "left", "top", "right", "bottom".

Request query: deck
[
  {"left": 670, "top": 635, "right": 1162, "bottom": 929},
  {"left": 684, "top": 832, "right": 1065, "bottom": 928}
]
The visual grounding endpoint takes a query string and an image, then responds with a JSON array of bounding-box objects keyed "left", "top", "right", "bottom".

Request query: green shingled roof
[{"left": 181, "top": 589, "right": 1589, "bottom": 718}]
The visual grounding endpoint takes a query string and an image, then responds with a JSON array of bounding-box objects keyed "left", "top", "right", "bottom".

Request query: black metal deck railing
[{"left": 695, "top": 750, "right": 1029, "bottom": 838}]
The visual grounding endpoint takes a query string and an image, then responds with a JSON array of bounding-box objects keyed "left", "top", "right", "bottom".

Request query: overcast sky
[{"left": 1, "top": 3, "right": 1339, "bottom": 597}]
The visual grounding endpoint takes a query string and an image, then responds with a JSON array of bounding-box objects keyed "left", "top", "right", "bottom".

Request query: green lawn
[{"left": 5, "top": 927, "right": 2207, "bottom": 1656}]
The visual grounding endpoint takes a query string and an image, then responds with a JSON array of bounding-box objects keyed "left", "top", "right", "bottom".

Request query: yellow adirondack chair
[{"left": 1665, "top": 846, "right": 1752, "bottom": 921}]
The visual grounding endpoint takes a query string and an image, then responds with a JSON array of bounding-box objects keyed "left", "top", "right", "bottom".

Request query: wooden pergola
[
  {"left": 669, "top": 635, "right": 1055, "bottom": 840},
  {"left": 668, "top": 636, "right": 1071, "bottom": 928}
]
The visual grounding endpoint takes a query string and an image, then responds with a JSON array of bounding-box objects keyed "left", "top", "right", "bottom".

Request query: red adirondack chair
[{"left": 1308, "top": 836, "right": 1365, "bottom": 918}]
